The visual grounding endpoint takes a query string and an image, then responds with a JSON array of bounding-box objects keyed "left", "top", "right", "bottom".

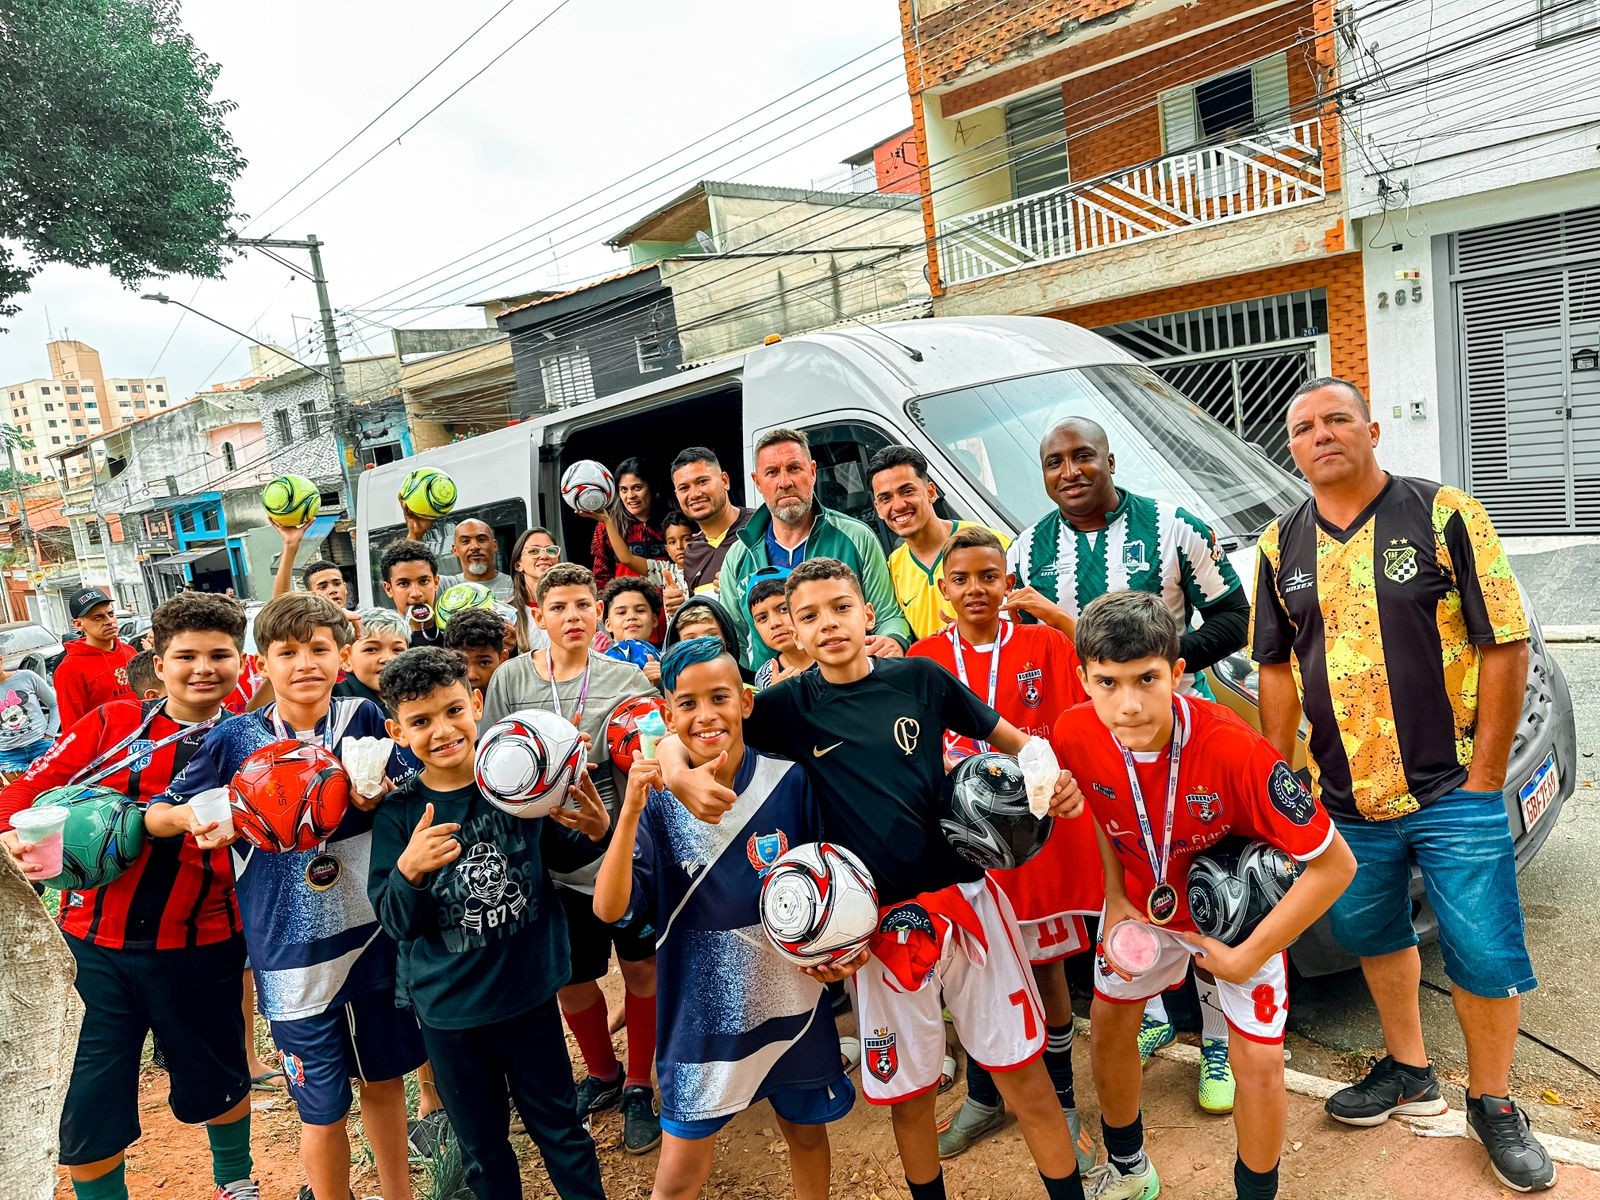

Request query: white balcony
[{"left": 936, "top": 119, "right": 1326, "bottom": 286}]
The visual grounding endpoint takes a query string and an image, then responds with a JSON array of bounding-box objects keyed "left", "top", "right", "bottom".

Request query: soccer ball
[
  {"left": 1186, "top": 838, "right": 1303, "bottom": 946},
  {"left": 32, "top": 785, "right": 145, "bottom": 891},
  {"left": 759, "top": 842, "right": 879, "bottom": 967},
  {"left": 230, "top": 740, "right": 352, "bottom": 853},
  {"left": 604, "top": 694, "right": 668, "bottom": 772},
  {"left": 560, "top": 460, "right": 615, "bottom": 514},
  {"left": 475, "top": 708, "right": 588, "bottom": 818},
  {"left": 398, "top": 467, "right": 458, "bottom": 519},
  {"left": 604, "top": 639, "right": 660, "bottom": 671},
  {"left": 435, "top": 582, "right": 495, "bottom": 629},
  {"left": 261, "top": 475, "right": 321, "bottom": 527},
  {"left": 939, "top": 752, "right": 1051, "bottom": 871}
]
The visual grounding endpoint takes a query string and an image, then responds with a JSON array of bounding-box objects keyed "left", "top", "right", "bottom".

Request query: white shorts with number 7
[{"left": 850, "top": 877, "right": 1046, "bottom": 1104}]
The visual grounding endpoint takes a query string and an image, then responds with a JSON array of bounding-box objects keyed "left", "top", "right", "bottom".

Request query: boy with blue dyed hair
[{"left": 594, "top": 637, "right": 852, "bottom": 1199}]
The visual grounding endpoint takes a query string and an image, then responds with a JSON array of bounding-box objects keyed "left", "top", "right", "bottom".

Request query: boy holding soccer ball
[
  {"left": 370, "top": 646, "right": 610, "bottom": 1200},
  {"left": 1062, "top": 592, "right": 1355, "bottom": 1200},
  {"left": 155, "top": 593, "right": 424, "bottom": 1200},
  {"left": 593, "top": 637, "right": 852, "bottom": 1199},
  {"left": 660, "top": 558, "right": 1091, "bottom": 1200}
]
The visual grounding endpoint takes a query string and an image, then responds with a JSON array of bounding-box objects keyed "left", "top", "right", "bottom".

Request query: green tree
[
  {"left": 0, "top": 0, "right": 246, "bottom": 320},
  {"left": 0, "top": 468, "right": 42, "bottom": 492}
]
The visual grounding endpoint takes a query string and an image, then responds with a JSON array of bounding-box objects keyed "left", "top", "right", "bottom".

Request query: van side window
[
  {"left": 366, "top": 498, "right": 529, "bottom": 602},
  {"left": 799, "top": 421, "right": 965, "bottom": 552}
]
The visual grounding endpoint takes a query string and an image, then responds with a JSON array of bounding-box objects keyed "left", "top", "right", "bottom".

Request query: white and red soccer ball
[
  {"left": 560, "top": 460, "right": 616, "bottom": 514},
  {"left": 474, "top": 708, "right": 588, "bottom": 818},
  {"left": 758, "top": 841, "right": 878, "bottom": 967},
  {"left": 230, "top": 741, "right": 351, "bottom": 853}
]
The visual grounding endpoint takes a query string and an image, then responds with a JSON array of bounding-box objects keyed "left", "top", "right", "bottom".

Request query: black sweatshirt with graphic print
[{"left": 368, "top": 776, "right": 603, "bottom": 1030}]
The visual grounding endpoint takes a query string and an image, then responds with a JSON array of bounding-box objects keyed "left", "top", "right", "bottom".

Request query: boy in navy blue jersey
[
  {"left": 153, "top": 593, "right": 422, "bottom": 1200},
  {"left": 594, "top": 638, "right": 852, "bottom": 1199},
  {"left": 660, "top": 559, "right": 1090, "bottom": 1200},
  {"left": 370, "top": 647, "right": 610, "bottom": 1200}
]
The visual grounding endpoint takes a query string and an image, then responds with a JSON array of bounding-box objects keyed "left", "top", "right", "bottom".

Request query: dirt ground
[{"left": 64, "top": 975, "right": 1600, "bottom": 1200}]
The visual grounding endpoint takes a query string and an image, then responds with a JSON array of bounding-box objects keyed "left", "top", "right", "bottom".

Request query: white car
[{"left": 0, "top": 621, "right": 64, "bottom": 677}]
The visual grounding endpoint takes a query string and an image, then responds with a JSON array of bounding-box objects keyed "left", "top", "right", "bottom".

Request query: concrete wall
[
  {"left": 1341, "top": 0, "right": 1600, "bottom": 222},
  {"left": 923, "top": 95, "right": 1011, "bottom": 224},
  {"left": 710, "top": 193, "right": 921, "bottom": 253}
]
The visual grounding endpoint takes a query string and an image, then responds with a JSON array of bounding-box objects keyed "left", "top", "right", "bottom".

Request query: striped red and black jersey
[
  {"left": 1250, "top": 476, "right": 1528, "bottom": 823},
  {"left": 0, "top": 699, "right": 240, "bottom": 950}
]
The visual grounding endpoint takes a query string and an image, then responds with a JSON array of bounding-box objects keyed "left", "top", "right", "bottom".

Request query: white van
[{"left": 355, "top": 315, "right": 1574, "bottom": 974}]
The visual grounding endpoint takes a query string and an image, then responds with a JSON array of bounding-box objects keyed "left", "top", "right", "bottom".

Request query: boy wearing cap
[{"left": 55, "top": 587, "right": 138, "bottom": 728}]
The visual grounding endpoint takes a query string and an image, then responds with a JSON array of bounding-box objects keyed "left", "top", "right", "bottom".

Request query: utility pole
[{"left": 229, "top": 235, "right": 362, "bottom": 513}]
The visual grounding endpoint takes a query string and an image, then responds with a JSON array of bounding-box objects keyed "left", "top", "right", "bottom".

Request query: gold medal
[{"left": 1146, "top": 881, "right": 1179, "bottom": 926}]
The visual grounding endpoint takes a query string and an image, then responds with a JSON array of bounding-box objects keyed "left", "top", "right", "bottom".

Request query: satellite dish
[{"left": 694, "top": 230, "right": 717, "bottom": 255}]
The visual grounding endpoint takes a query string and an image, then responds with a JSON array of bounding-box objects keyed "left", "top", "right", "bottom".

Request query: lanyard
[
  {"left": 270, "top": 701, "right": 340, "bottom": 753},
  {"left": 948, "top": 625, "right": 1012, "bottom": 753},
  {"left": 545, "top": 649, "right": 592, "bottom": 727},
  {"left": 1117, "top": 701, "right": 1185, "bottom": 888},
  {"left": 71, "top": 701, "right": 218, "bottom": 789}
]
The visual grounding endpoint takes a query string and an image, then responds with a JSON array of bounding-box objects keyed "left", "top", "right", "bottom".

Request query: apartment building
[{"left": 2, "top": 340, "right": 169, "bottom": 476}]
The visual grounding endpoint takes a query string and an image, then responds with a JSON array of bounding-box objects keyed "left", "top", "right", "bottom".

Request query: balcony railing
[{"left": 936, "top": 119, "right": 1325, "bottom": 286}]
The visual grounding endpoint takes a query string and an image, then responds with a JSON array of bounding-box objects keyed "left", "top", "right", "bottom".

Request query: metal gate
[
  {"left": 1148, "top": 346, "right": 1317, "bottom": 470},
  {"left": 1452, "top": 205, "right": 1600, "bottom": 535}
]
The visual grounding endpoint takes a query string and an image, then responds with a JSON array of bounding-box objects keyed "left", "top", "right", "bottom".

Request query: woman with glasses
[{"left": 510, "top": 527, "right": 564, "bottom": 653}]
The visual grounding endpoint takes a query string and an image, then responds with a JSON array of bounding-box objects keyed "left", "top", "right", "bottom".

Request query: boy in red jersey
[
  {"left": 0, "top": 593, "right": 257, "bottom": 1200},
  {"left": 908, "top": 526, "right": 1101, "bottom": 1168},
  {"left": 1059, "top": 592, "right": 1355, "bottom": 1200}
]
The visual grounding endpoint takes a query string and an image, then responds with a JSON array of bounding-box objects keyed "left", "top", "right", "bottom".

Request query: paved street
[{"left": 1288, "top": 641, "right": 1600, "bottom": 1135}]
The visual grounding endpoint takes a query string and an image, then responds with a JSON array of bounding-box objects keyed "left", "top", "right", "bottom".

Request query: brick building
[{"left": 897, "top": 0, "right": 1359, "bottom": 468}]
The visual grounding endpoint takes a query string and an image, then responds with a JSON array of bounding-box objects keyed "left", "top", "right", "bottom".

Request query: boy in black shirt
[
  {"left": 660, "top": 558, "right": 1089, "bottom": 1200},
  {"left": 368, "top": 647, "right": 610, "bottom": 1200}
]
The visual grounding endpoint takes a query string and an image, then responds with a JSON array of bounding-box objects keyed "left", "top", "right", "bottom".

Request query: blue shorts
[
  {"left": 0, "top": 736, "right": 53, "bottom": 772},
  {"left": 1328, "top": 787, "right": 1537, "bottom": 999},
  {"left": 270, "top": 989, "right": 426, "bottom": 1126},
  {"left": 660, "top": 1075, "right": 855, "bottom": 1140}
]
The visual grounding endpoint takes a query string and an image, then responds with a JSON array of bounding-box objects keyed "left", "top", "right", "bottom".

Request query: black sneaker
[
  {"left": 620, "top": 1085, "right": 662, "bottom": 1154},
  {"left": 1325, "top": 1055, "right": 1448, "bottom": 1126},
  {"left": 1467, "top": 1095, "right": 1556, "bottom": 1192},
  {"left": 407, "top": 1109, "right": 451, "bottom": 1159},
  {"left": 574, "top": 1070, "right": 624, "bottom": 1117}
]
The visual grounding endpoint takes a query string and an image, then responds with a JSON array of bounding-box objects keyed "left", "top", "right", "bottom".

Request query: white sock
[
  {"left": 1144, "top": 994, "right": 1169, "bottom": 1024},
  {"left": 1196, "top": 976, "right": 1229, "bottom": 1043}
]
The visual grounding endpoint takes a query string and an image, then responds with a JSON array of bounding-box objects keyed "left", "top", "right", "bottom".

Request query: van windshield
[{"left": 907, "top": 364, "right": 1306, "bottom": 542}]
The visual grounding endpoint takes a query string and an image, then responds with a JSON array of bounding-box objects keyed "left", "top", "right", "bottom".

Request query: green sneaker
[
  {"left": 1197, "top": 1037, "right": 1236, "bottom": 1114},
  {"left": 1084, "top": 1158, "right": 1160, "bottom": 1199},
  {"left": 1137, "top": 1014, "right": 1175, "bottom": 1066},
  {"left": 937, "top": 1097, "right": 1005, "bottom": 1158},
  {"left": 1065, "top": 1106, "right": 1096, "bottom": 1173}
]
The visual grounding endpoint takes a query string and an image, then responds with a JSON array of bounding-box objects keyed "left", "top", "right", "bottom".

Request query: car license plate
[{"left": 1518, "top": 752, "right": 1559, "bottom": 835}]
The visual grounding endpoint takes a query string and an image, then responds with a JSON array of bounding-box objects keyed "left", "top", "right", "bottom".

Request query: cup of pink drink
[
  {"left": 1104, "top": 919, "right": 1163, "bottom": 980},
  {"left": 11, "top": 804, "right": 70, "bottom": 879}
]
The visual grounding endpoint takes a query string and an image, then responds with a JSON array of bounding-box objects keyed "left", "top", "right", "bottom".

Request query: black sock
[
  {"left": 906, "top": 1171, "right": 947, "bottom": 1200},
  {"left": 1045, "top": 1022, "right": 1076, "bottom": 1108},
  {"left": 1102, "top": 1114, "right": 1145, "bottom": 1175},
  {"left": 1235, "top": 1157, "right": 1279, "bottom": 1200},
  {"left": 965, "top": 1055, "right": 1001, "bottom": 1108},
  {"left": 1392, "top": 1057, "right": 1431, "bottom": 1075},
  {"left": 1040, "top": 1169, "right": 1086, "bottom": 1200}
]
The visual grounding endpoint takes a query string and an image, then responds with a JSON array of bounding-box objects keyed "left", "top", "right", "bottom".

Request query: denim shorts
[
  {"left": 0, "top": 736, "right": 53, "bottom": 773},
  {"left": 1328, "top": 787, "right": 1537, "bottom": 999}
]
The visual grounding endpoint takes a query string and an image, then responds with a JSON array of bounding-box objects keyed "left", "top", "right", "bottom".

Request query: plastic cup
[
  {"left": 1104, "top": 919, "right": 1163, "bottom": 980},
  {"left": 188, "top": 787, "right": 235, "bottom": 840},
  {"left": 637, "top": 711, "right": 668, "bottom": 760},
  {"left": 11, "top": 804, "right": 69, "bottom": 878}
]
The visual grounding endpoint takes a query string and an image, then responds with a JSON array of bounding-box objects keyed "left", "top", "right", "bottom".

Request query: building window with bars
[
  {"left": 1004, "top": 90, "right": 1071, "bottom": 198},
  {"left": 1538, "top": 0, "right": 1600, "bottom": 42},
  {"left": 300, "top": 399, "right": 320, "bottom": 438},
  {"left": 540, "top": 350, "right": 597, "bottom": 407},
  {"left": 221, "top": 442, "right": 236, "bottom": 472},
  {"left": 272, "top": 410, "right": 292, "bottom": 444},
  {"left": 1158, "top": 52, "right": 1291, "bottom": 152}
]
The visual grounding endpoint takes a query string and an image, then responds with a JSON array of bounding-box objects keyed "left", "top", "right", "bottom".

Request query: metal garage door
[{"left": 1452, "top": 205, "right": 1600, "bottom": 534}]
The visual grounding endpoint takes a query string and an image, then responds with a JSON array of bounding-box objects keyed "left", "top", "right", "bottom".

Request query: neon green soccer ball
[
  {"left": 398, "top": 467, "right": 458, "bottom": 519},
  {"left": 261, "top": 474, "right": 321, "bottom": 527},
  {"left": 436, "top": 582, "right": 496, "bottom": 629}
]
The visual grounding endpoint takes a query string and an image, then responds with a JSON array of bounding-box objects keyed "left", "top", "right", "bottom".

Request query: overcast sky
[{"left": 0, "top": 0, "right": 909, "bottom": 399}]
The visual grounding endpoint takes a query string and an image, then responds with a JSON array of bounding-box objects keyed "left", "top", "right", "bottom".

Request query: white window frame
[
  {"left": 539, "top": 350, "right": 597, "bottom": 407},
  {"left": 1538, "top": 0, "right": 1600, "bottom": 42},
  {"left": 635, "top": 335, "right": 669, "bottom": 374}
]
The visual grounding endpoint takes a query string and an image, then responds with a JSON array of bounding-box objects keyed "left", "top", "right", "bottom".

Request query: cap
[
  {"left": 743, "top": 564, "right": 791, "bottom": 608},
  {"left": 68, "top": 588, "right": 114, "bottom": 619}
]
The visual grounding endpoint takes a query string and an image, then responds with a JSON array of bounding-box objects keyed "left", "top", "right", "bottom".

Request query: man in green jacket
[{"left": 719, "top": 427, "right": 912, "bottom": 671}]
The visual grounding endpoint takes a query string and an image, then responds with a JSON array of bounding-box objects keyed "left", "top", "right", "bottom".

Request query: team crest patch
[
  {"left": 1269, "top": 762, "right": 1315, "bottom": 826},
  {"left": 114, "top": 666, "right": 129, "bottom": 687},
  {"left": 1121, "top": 540, "right": 1149, "bottom": 573},
  {"left": 1017, "top": 665, "right": 1043, "bottom": 709},
  {"left": 1185, "top": 789, "right": 1220, "bottom": 824},
  {"left": 746, "top": 830, "right": 789, "bottom": 871},
  {"left": 1383, "top": 540, "right": 1419, "bottom": 584},
  {"left": 1092, "top": 782, "right": 1117, "bottom": 800},
  {"left": 865, "top": 1028, "right": 899, "bottom": 1082},
  {"left": 126, "top": 739, "right": 155, "bottom": 772},
  {"left": 283, "top": 1052, "right": 306, "bottom": 1088}
]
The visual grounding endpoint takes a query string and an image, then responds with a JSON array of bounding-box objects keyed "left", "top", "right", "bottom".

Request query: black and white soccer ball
[
  {"left": 758, "top": 842, "right": 879, "bottom": 967},
  {"left": 1186, "top": 837, "right": 1303, "bottom": 945},
  {"left": 474, "top": 708, "right": 587, "bottom": 818},
  {"left": 939, "top": 751, "right": 1052, "bottom": 871}
]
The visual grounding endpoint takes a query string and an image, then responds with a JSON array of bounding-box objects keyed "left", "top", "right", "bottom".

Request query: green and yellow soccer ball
[
  {"left": 33, "top": 785, "right": 146, "bottom": 891},
  {"left": 436, "top": 582, "right": 495, "bottom": 629},
  {"left": 398, "top": 467, "right": 458, "bottom": 520},
  {"left": 261, "top": 474, "right": 321, "bottom": 527}
]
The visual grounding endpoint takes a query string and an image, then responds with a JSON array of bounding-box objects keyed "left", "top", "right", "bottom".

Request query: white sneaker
[{"left": 1083, "top": 1157, "right": 1160, "bottom": 1199}]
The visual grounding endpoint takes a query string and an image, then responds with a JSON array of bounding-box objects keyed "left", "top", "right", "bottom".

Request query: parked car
[
  {"left": 0, "top": 621, "right": 65, "bottom": 677},
  {"left": 355, "top": 315, "right": 1577, "bottom": 977}
]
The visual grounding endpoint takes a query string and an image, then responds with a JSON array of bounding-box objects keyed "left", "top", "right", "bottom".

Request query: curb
[
  {"left": 1544, "top": 626, "right": 1600, "bottom": 643},
  {"left": 1156, "top": 1042, "right": 1600, "bottom": 1172}
]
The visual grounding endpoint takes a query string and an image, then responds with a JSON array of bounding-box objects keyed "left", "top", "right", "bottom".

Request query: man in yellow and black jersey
[{"left": 1253, "top": 377, "right": 1553, "bottom": 1193}]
